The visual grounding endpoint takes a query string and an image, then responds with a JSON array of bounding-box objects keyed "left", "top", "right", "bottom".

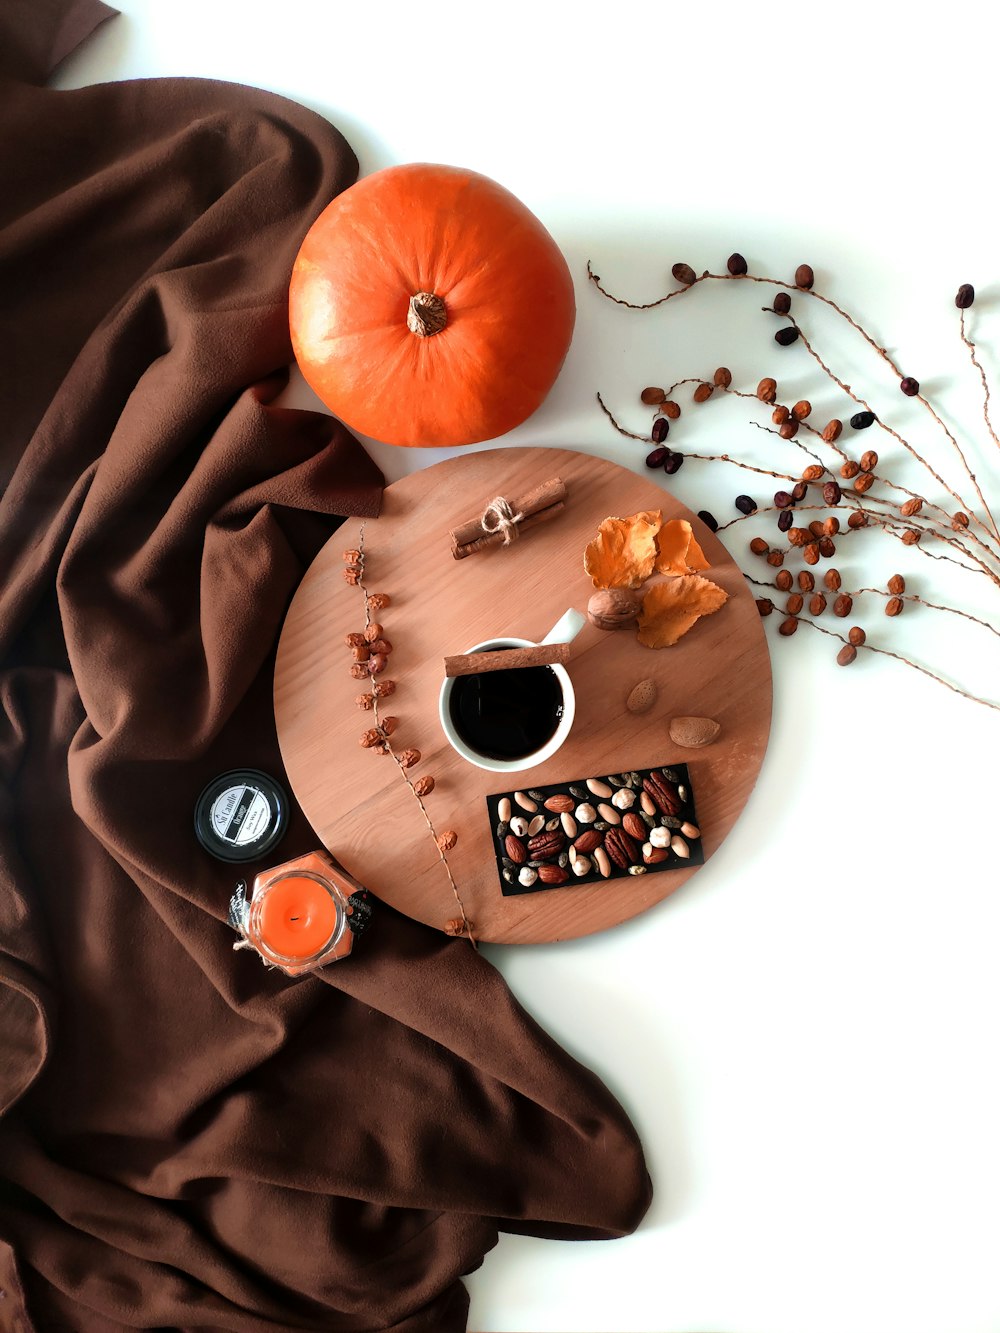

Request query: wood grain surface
[{"left": 273, "top": 446, "right": 772, "bottom": 945}]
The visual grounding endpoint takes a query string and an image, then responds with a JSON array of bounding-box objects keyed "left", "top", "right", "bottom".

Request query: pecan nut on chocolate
[
  {"left": 527, "top": 829, "right": 566, "bottom": 860},
  {"left": 642, "top": 771, "right": 682, "bottom": 816},
  {"left": 604, "top": 826, "right": 640, "bottom": 870}
]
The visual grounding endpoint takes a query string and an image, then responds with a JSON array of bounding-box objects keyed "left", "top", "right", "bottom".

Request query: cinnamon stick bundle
[{"left": 450, "top": 477, "right": 567, "bottom": 559}]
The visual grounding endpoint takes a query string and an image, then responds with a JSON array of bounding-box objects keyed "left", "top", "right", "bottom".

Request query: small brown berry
[
  {"left": 350, "top": 663, "right": 370, "bottom": 680},
  {"left": 413, "top": 775, "right": 435, "bottom": 797},
  {"left": 359, "top": 728, "right": 383, "bottom": 749},
  {"left": 778, "top": 616, "right": 799, "bottom": 636},
  {"left": 364, "top": 623, "right": 382, "bottom": 643},
  {"left": 772, "top": 405, "right": 790, "bottom": 425},
  {"left": 818, "top": 537, "right": 836, "bottom": 558},
  {"left": 367, "top": 592, "right": 391, "bottom": 611},
  {"left": 794, "top": 263, "right": 815, "bottom": 289},
  {"left": 780, "top": 421, "right": 799, "bottom": 439},
  {"left": 791, "top": 481, "right": 808, "bottom": 503},
  {"left": 900, "top": 376, "right": 920, "bottom": 397},
  {"left": 802, "top": 464, "right": 824, "bottom": 482},
  {"left": 859, "top": 450, "right": 878, "bottom": 472},
  {"left": 750, "top": 537, "right": 770, "bottom": 556},
  {"left": 398, "top": 747, "right": 420, "bottom": 769},
  {"left": 952, "top": 511, "right": 970, "bottom": 529},
  {"left": 786, "top": 593, "right": 804, "bottom": 615},
  {"left": 773, "top": 292, "right": 792, "bottom": 315},
  {"left": 809, "top": 520, "right": 826, "bottom": 539},
  {"left": 380, "top": 716, "right": 399, "bottom": 736},
  {"left": 714, "top": 367, "right": 733, "bottom": 388},
  {"left": 900, "top": 497, "right": 924, "bottom": 517},
  {"left": 776, "top": 569, "right": 793, "bottom": 591},
  {"left": 345, "top": 632, "right": 367, "bottom": 648},
  {"left": 853, "top": 472, "right": 875, "bottom": 493},
  {"left": 823, "top": 481, "right": 842, "bottom": 505},
  {"left": 849, "top": 626, "right": 866, "bottom": 646},
  {"left": 823, "top": 517, "right": 840, "bottom": 537},
  {"left": 788, "top": 527, "right": 810, "bottom": 547},
  {"left": 756, "top": 597, "right": 775, "bottom": 616},
  {"left": 756, "top": 377, "right": 778, "bottom": 403},
  {"left": 797, "top": 570, "right": 815, "bottom": 591},
  {"left": 777, "top": 509, "right": 794, "bottom": 533},
  {"left": 887, "top": 574, "right": 905, "bottom": 595},
  {"left": 651, "top": 420, "right": 669, "bottom": 445},
  {"left": 803, "top": 543, "right": 820, "bottom": 565},
  {"left": 840, "top": 460, "right": 860, "bottom": 479},
  {"left": 848, "top": 510, "right": 868, "bottom": 528},
  {"left": 901, "top": 529, "right": 920, "bottom": 545},
  {"left": 727, "top": 252, "right": 748, "bottom": 275},
  {"left": 663, "top": 400, "right": 681, "bottom": 419},
  {"left": 693, "top": 382, "right": 714, "bottom": 403},
  {"left": 955, "top": 283, "right": 975, "bottom": 309},
  {"left": 342, "top": 549, "right": 362, "bottom": 563},
  {"left": 792, "top": 400, "right": 812, "bottom": 421},
  {"left": 766, "top": 549, "right": 785, "bottom": 567},
  {"left": 885, "top": 596, "right": 904, "bottom": 617},
  {"left": 810, "top": 593, "right": 827, "bottom": 616},
  {"left": 355, "top": 693, "right": 375, "bottom": 710},
  {"left": 822, "top": 420, "right": 843, "bottom": 443},
  {"left": 369, "top": 638, "right": 392, "bottom": 655},
  {"left": 368, "top": 652, "right": 388, "bottom": 675},
  {"left": 641, "top": 386, "right": 667, "bottom": 405},
  {"left": 351, "top": 644, "right": 370, "bottom": 662},
  {"left": 824, "top": 568, "right": 842, "bottom": 591},
  {"left": 373, "top": 679, "right": 396, "bottom": 697},
  {"left": 436, "top": 830, "right": 458, "bottom": 852},
  {"left": 837, "top": 644, "right": 858, "bottom": 666},
  {"left": 775, "top": 326, "right": 799, "bottom": 346},
  {"left": 834, "top": 593, "right": 853, "bottom": 617},
  {"left": 343, "top": 568, "right": 361, "bottom": 585},
  {"left": 443, "top": 918, "right": 468, "bottom": 937},
  {"left": 672, "top": 262, "right": 697, "bottom": 286}
]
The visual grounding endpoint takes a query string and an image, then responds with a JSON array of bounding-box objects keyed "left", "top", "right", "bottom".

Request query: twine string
[{"left": 480, "top": 495, "right": 525, "bottom": 545}]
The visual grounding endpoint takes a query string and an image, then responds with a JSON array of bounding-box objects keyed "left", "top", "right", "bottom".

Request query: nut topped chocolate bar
[{"left": 487, "top": 764, "right": 704, "bottom": 896}]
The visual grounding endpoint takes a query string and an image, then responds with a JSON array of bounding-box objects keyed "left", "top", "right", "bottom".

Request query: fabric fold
[{"left": 0, "top": 5, "right": 652, "bottom": 1329}]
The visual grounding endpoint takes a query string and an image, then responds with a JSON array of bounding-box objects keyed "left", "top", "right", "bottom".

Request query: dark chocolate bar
[{"left": 487, "top": 763, "right": 704, "bottom": 896}]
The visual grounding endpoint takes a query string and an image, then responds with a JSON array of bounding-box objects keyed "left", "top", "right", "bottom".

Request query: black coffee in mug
[{"left": 448, "top": 650, "right": 564, "bottom": 761}]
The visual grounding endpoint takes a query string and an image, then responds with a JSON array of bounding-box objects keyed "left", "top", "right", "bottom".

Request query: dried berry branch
[
  {"left": 349, "top": 527, "right": 476, "bottom": 944},
  {"left": 591, "top": 255, "right": 1000, "bottom": 711}
]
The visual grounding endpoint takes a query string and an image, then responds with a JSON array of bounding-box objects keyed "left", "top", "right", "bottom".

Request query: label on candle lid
[{"left": 194, "top": 769, "right": 289, "bottom": 863}]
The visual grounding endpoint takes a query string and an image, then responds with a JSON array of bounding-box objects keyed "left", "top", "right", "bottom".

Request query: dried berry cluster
[
  {"left": 342, "top": 539, "right": 471, "bottom": 937},
  {"left": 591, "top": 257, "right": 999, "bottom": 711}
]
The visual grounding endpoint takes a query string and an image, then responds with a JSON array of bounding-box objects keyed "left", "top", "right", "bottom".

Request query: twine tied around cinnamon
[{"left": 479, "top": 495, "right": 526, "bottom": 545}]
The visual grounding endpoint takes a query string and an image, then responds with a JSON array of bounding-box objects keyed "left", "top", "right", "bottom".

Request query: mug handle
[{"left": 540, "top": 608, "right": 587, "bottom": 646}]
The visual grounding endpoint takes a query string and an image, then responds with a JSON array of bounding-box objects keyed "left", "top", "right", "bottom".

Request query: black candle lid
[{"left": 194, "top": 768, "right": 289, "bottom": 863}]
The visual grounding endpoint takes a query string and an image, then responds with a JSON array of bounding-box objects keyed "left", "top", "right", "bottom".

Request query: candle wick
[{"left": 290, "top": 916, "right": 300, "bottom": 922}]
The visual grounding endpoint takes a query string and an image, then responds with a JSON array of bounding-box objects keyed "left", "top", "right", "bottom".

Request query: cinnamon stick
[
  {"left": 449, "top": 477, "right": 567, "bottom": 557},
  {"left": 443, "top": 642, "right": 571, "bottom": 678},
  {"left": 451, "top": 502, "right": 565, "bottom": 560}
]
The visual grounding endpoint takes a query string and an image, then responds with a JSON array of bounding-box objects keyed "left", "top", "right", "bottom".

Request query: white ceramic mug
[{"left": 438, "top": 610, "right": 586, "bottom": 774}]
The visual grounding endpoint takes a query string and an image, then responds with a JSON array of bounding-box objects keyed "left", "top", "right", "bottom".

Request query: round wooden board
[{"left": 274, "top": 446, "right": 772, "bottom": 945}]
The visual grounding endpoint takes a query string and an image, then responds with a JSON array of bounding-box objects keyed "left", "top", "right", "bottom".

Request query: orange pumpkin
[{"left": 288, "top": 163, "right": 576, "bottom": 448}]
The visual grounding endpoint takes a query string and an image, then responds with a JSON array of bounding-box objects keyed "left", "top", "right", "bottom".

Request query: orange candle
[{"left": 256, "top": 875, "right": 339, "bottom": 960}]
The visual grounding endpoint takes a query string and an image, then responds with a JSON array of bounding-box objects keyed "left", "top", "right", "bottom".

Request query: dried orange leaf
[
  {"left": 654, "top": 518, "right": 710, "bottom": 575},
  {"left": 636, "top": 575, "right": 728, "bottom": 648},
  {"left": 584, "top": 510, "right": 663, "bottom": 589}
]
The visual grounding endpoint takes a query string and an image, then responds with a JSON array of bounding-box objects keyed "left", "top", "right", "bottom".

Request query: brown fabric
[{"left": 0, "top": 7, "right": 652, "bottom": 1331}]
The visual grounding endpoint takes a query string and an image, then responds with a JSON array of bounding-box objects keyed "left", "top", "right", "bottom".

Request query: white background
[{"left": 58, "top": 5, "right": 1000, "bottom": 1331}]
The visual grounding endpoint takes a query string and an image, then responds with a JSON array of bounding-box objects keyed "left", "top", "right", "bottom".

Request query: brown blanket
[{"left": 0, "top": 4, "right": 651, "bottom": 1329}]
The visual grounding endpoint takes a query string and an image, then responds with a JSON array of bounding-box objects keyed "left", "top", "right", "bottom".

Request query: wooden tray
[{"left": 274, "top": 446, "right": 772, "bottom": 944}]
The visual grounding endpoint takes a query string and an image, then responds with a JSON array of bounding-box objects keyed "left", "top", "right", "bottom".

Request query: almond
[
  {"left": 622, "top": 812, "right": 647, "bottom": 841},
  {"left": 668, "top": 716, "right": 721, "bottom": 747},
  {"left": 573, "top": 830, "right": 603, "bottom": 854},
  {"left": 537, "top": 864, "right": 569, "bottom": 885},
  {"left": 543, "top": 793, "right": 575, "bottom": 813},
  {"left": 626, "top": 678, "right": 657, "bottom": 714}
]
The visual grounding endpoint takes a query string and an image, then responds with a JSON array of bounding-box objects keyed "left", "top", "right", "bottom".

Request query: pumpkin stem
[{"left": 407, "top": 292, "right": 448, "bottom": 337}]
